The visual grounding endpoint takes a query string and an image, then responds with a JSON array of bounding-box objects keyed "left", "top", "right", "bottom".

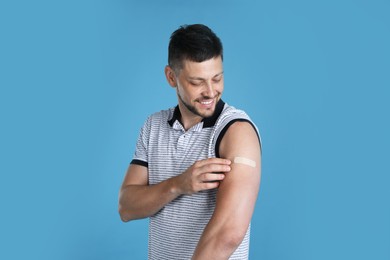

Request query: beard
[{"left": 177, "top": 91, "right": 218, "bottom": 119}]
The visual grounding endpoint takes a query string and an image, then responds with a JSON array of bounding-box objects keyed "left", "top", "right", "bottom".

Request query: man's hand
[
  {"left": 173, "top": 158, "right": 231, "bottom": 195},
  {"left": 119, "top": 158, "right": 231, "bottom": 221}
]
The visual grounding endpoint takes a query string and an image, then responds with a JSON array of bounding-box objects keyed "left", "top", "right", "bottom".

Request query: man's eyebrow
[{"left": 188, "top": 71, "right": 224, "bottom": 81}]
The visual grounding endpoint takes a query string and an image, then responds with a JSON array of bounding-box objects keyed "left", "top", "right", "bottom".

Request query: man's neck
[{"left": 177, "top": 103, "right": 203, "bottom": 131}]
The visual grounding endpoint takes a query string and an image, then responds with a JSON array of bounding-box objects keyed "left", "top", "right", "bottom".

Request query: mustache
[{"left": 195, "top": 93, "right": 220, "bottom": 101}]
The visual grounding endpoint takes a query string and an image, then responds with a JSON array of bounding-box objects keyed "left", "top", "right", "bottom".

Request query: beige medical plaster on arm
[{"left": 233, "top": 156, "right": 256, "bottom": 168}]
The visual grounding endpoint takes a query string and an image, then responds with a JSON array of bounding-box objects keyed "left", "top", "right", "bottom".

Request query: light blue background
[{"left": 1, "top": 0, "right": 389, "bottom": 259}]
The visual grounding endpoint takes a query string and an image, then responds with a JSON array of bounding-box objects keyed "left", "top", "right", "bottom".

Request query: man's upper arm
[
  {"left": 213, "top": 120, "right": 261, "bottom": 233},
  {"left": 121, "top": 164, "right": 149, "bottom": 188},
  {"left": 123, "top": 115, "right": 151, "bottom": 188}
]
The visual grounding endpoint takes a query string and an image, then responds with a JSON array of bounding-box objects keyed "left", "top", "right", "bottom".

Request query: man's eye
[{"left": 190, "top": 81, "right": 202, "bottom": 86}]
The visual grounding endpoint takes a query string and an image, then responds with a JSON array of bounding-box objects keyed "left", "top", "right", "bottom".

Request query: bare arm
[
  {"left": 118, "top": 158, "right": 232, "bottom": 222},
  {"left": 118, "top": 164, "right": 180, "bottom": 221},
  {"left": 192, "top": 121, "right": 261, "bottom": 259}
]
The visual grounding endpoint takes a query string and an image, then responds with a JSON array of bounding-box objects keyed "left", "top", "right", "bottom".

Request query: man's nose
[{"left": 203, "top": 82, "right": 215, "bottom": 98}]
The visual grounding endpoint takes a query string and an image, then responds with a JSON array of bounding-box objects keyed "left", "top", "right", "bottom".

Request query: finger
[
  {"left": 199, "top": 164, "right": 231, "bottom": 174},
  {"left": 201, "top": 173, "right": 225, "bottom": 182},
  {"left": 196, "top": 158, "right": 231, "bottom": 167},
  {"left": 199, "top": 181, "right": 220, "bottom": 191}
]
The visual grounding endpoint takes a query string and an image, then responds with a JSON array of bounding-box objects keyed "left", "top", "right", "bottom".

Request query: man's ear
[{"left": 165, "top": 66, "right": 177, "bottom": 88}]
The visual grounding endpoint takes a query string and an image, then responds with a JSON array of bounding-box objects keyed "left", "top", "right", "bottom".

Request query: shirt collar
[{"left": 168, "top": 99, "right": 225, "bottom": 129}]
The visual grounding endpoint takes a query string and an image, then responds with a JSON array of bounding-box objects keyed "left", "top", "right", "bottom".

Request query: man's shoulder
[
  {"left": 144, "top": 106, "right": 175, "bottom": 124},
  {"left": 215, "top": 102, "right": 261, "bottom": 156},
  {"left": 217, "top": 103, "right": 251, "bottom": 125},
  {"left": 217, "top": 102, "right": 260, "bottom": 142}
]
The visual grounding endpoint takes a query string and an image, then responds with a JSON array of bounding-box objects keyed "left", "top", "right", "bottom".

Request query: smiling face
[{"left": 165, "top": 56, "right": 224, "bottom": 128}]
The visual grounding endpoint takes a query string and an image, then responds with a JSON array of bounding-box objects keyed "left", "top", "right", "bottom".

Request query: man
[{"left": 119, "top": 24, "right": 261, "bottom": 260}]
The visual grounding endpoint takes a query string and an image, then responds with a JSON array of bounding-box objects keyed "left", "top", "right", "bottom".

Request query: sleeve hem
[
  {"left": 215, "top": 119, "right": 261, "bottom": 158},
  {"left": 130, "top": 159, "right": 148, "bottom": 168}
]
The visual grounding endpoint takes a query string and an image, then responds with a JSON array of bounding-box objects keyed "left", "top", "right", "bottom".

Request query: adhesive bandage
[{"left": 233, "top": 156, "right": 256, "bottom": 168}]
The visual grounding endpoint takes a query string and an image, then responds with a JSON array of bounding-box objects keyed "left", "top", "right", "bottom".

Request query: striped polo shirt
[{"left": 131, "top": 99, "right": 260, "bottom": 260}]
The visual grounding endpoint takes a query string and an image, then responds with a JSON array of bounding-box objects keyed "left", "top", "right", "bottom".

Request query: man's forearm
[
  {"left": 192, "top": 218, "right": 246, "bottom": 260},
  {"left": 119, "top": 178, "right": 180, "bottom": 222}
]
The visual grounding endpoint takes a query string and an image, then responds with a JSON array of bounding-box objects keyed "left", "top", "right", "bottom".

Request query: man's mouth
[{"left": 200, "top": 100, "right": 213, "bottom": 105}]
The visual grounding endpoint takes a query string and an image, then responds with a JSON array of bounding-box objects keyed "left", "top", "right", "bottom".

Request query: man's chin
[{"left": 197, "top": 108, "right": 216, "bottom": 119}]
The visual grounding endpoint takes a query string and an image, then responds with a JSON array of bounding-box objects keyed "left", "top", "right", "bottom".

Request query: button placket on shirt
[{"left": 173, "top": 121, "right": 204, "bottom": 155}]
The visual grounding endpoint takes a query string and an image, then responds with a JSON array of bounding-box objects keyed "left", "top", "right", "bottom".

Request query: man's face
[{"left": 174, "top": 56, "right": 224, "bottom": 120}]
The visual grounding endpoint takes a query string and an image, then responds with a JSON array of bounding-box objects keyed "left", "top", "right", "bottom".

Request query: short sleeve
[
  {"left": 130, "top": 116, "right": 151, "bottom": 167},
  {"left": 213, "top": 108, "right": 261, "bottom": 158}
]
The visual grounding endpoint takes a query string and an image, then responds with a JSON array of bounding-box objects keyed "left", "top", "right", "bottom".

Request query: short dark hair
[{"left": 168, "top": 24, "right": 223, "bottom": 73}]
